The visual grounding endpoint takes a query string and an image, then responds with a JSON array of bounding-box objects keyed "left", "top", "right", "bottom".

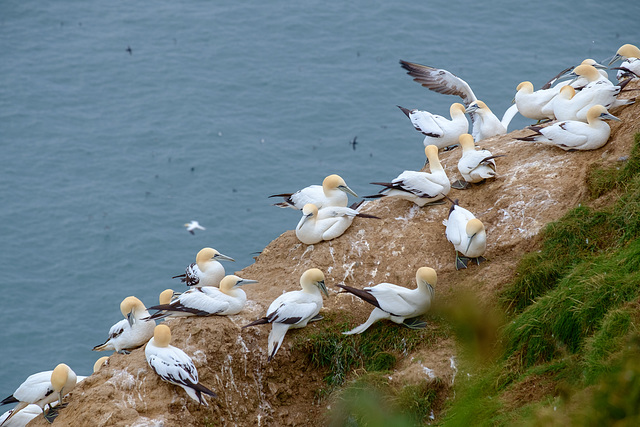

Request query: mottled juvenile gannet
[
  {"left": 295, "top": 203, "right": 378, "bottom": 245},
  {"left": 172, "top": 247, "right": 235, "bottom": 288},
  {"left": 444, "top": 200, "right": 487, "bottom": 270},
  {"left": 184, "top": 220, "right": 205, "bottom": 235},
  {"left": 518, "top": 105, "right": 620, "bottom": 151},
  {"left": 0, "top": 363, "right": 77, "bottom": 425},
  {"left": 145, "top": 324, "right": 217, "bottom": 405},
  {"left": 242, "top": 268, "right": 328, "bottom": 361},
  {"left": 92, "top": 296, "right": 155, "bottom": 354},
  {"left": 609, "top": 44, "right": 640, "bottom": 81},
  {"left": 146, "top": 275, "right": 258, "bottom": 320},
  {"left": 514, "top": 81, "right": 558, "bottom": 121},
  {"left": 269, "top": 174, "right": 358, "bottom": 210},
  {"left": 338, "top": 267, "right": 436, "bottom": 335},
  {"left": 397, "top": 103, "right": 469, "bottom": 149},
  {"left": 452, "top": 134, "right": 503, "bottom": 190},
  {"left": 399, "top": 60, "right": 518, "bottom": 141},
  {"left": 365, "top": 145, "right": 450, "bottom": 206}
]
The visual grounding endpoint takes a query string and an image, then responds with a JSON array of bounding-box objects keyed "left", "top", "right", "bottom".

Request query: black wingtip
[{"left": 397, "top": 105, "right": 412, "bottom": 118}]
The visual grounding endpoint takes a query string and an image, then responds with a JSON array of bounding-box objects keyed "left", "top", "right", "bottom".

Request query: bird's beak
[
  {"left": 465, "top": 233, "right": 477, "bottom": 254},
  {"left": 235, "top": 279, "right": 258, "bottom": 287},
  {"left": 127, "top": 310, "right": 135, "bottom": 327},
  {"left": 608, "top": 53, "right": 623, "bottom": 66},
  {"left": 318, "top": 280, "right": 329, "bottom": 297},
  {"left": 214, "top": 253, "right": 235, "bottom": 262},
  {"left": 465, "top": 104, "right": 478, "bottom": 114},
  {"left": 338, "top": 185, "right": 358, "bottom": 198},
  {"left": 300, "top": 212, "right": 313, "bottom": 227},
  {"left": 591, "top": 60, "right": 608, "bottom": 70},
  {"left": 601, "top": 112, "right": 621, "bottom": 121}
]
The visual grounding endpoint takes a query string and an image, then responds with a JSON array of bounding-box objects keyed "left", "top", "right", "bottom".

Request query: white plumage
[
  {"left": 145, "top": 324, "right": 217, "bottom": 406},
  {"left": 295, "top": 203, "right": 377, "bottom": 245},
  {"left": 0, "top": 404, "right": 41, "bottom": 427},
  {"left": 92, "top": 296, "right": 155, "bottom": 353},
  {"left": 184, "top": 220, "right": 205, "bottom": 234},
  {"left": 610, "top": 44, "right": 640, "bottom": 82},
  {"left": 444, "top": 201, "right": 487, "bottom": 270},
  {"left": 367, "top": 145, "right": 450, "bottom": 206},
  {"left": 146, "top": 275, "right": 258, "bottom": 320},
  {"left": 454, "top": 133, "right": 501, "bottom": 188},
  {"left": 514, "top": 81, "right": 558, "bottom": 121},
  {"left": 242, "top": 268, "right": 328, "bottom": 361},
  {"left": 338, "top": 267, "right": 437, "bottom": 335},
  {"left": 172, "top": 247, "right": 235, "bottom": 288},
  {"left": 269, "top": 174, "right": 357, "bottom": 210},
  {"left": 519, "top": 104, "right": 620, "bottom": 151},
  {"left": 398, "top": 103, "right": 469, "bottom": 149}
]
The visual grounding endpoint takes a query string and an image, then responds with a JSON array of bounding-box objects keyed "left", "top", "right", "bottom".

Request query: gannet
[
  {"left": 542, "top": 59, "right": 610, "bottom": 90},
  {"left": 452, "top": 134, "right": 503, "bottom": 190},
  {"left": 514, "top": 81, "right": 558, "bottom": 121},
  {"left": 146, "top": 275, "right": 258, "bottom": 320},
  {"left": 609, "top": 44, "right": 640, "bottom": 81},
  {"left": 172, "top": 247, "right": 235, "bottom": 288},
  {"left": 0, "top": 404, "right": 40, "bottom": 427},
  {"left": 397, "top": 103, "right": 469, "bottom": 149},
  {"left": 295, "top": 203, "right": 378, "bottom": 245},
  {"left": 541, "top": 85, "right": 575, "bottom": 120},
  {"left": 338, "top": 267, "right": 436, "bottom": 335},
  {"left": 242, "top": 268, "right": 328, "bottom": 361},
  {"left": 269, "top": 174, "right": 358, "bottom": 210},
  {"left": 92, "top": 296, "right": 155, "bottom": 354},
  {"left": 518, "top": 105, "right": 620, "bottom": 151},
  {"left": 0, "top": 363, "right": 77, "bottom": 425},
  {"left": 399, "top": 60, "right": 518, "bottom": 141},
  {"left": 184, "top": 220, "right": 205, "bottom": 235},
  {"left": 159, "top": 288, "right": 178, "bottom": 305},
  {"left": 365, "top": 145, "right": 450, "bottom": 206},
  {"left": 93, "top": 356, "right": 109, "bottom": 373},
  {"left": 145, "top": 324, "right": 217, "bottom": 406},
  {"left": 444, "top": 200, "right": 487, "bottom": 270}
]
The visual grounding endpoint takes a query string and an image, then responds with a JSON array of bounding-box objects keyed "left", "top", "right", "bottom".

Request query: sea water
[{"left": 1, "top": 0, "right": 638, "bottom": 399}]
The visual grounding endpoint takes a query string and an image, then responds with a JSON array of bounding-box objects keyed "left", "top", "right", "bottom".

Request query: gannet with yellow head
[
  {"left": 609, "top": 44, "right": 640, "bottom": 82},
  {"left": 514, "top": 81, "right": 558, "bottom": 121},
  {"left": 452, "top": 134, "right": 503, "bottom": 190},
  {"left": 397, "top": 103, "right": 469, "bottom": 149},
  {"left": 146, "top": 275, "right": 258, "bottom": 320},
  {"left": 145, "top": 324, "right": 217, "bottom": 406},
  {"left": 92, "top": 296, "right": 155, "bottom": 354},
  {"left": 172, "top": 247, "right": 235, "bottom": 288},
  {"left": 365, "top": 145, "right": 450, "bottom": 206},
  {"left": 242, "top": 268, "right": 328, "bottom": 361},
  {"left": 338, "top": 267, "right": 436, "bottom": 335},
  {"left": 0, "top": 363, "right": 77, "bottom": 425},
  {"left": 444, "top": 200, "right": 487, "bottom": 270},
  {"left": 399, "top": 60, "right": 518, "bottom": 141},
  {"left": 518, "top": 105, "right": 621, "bottom": 151},
  {"left": 295, "top": 203, "right": 378, "bottom": 245},
  {"left": 269, "top": 174, "right": 358, "bottom": 210}
]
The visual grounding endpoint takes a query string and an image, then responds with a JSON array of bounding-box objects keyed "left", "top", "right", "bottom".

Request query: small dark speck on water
[{"left": 232, "top": 188, "right": 238, "bottom": 193}]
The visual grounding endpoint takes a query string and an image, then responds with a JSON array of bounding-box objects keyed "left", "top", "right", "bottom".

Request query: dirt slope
[{"left": 29, "top": 83, "right": 639, "bottom": 426}]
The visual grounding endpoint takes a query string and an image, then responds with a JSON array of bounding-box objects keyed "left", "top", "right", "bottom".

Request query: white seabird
[
  {"left": 452, "top": 134, "right": 503, "bottom": 190},
  {"left": 399, "top": 60, "right": 518, "bottom": 141},
  {"left": 0, "top": 403, "right": 41, "bottom": 427},
  {"left": 0, "top": 363, "right": 77, "bottom": 425},
  {"left": 444, "top": 200, "right": 487, "bottom": 270},
  {"left": 242, "top": 268, "right": 328, "bottom": 361},
  {"left": 146, "top": 275, "right": 258, "bottom": 320},
  {"left": 514, "top": 81, "right": 558, "bottom": 121},
  {"left": 145, "top": 324, "right": 217, "bottom": 406},
  {"left": 338, "top": 266, "right": 437, "bottom": 335},
  {"left": 92, "top": 356, "right": 109, "bottom": 374},
  {"left": 269, "top": 174, "right": 358, "bottom": 210},
  {"left": 542, "top": 58, "right": 610, "bottom": 91},
  {"left": 184, "top": 220, "right": 205, "bottom": 235},
  {"left": 92, "top": 296, "right": 156, "bottom": 354},
  {"left": 397, "top": 103, "right": 469, "bottom": 149},
  {"left": 295, "top": 203, "right": 378, "bottom": 245},
  {"left": 172, "top": 247, "right": 235, "bottom": 288},
  {"left": 517, "top": 104, "right": 621, "bottom": 151},
  {"left": 365, "top": 145, "right": 451, "bottom": 206},
  {"left": 609, "top": 44, "right": 640, "bottom": 81}
]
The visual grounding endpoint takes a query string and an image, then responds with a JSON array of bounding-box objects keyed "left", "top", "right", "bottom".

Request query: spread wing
[{"left": 400, "top": 60, "right": 477, "bottom": 106}]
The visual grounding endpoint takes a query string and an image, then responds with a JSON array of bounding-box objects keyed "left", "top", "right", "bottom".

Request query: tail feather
[
  {"left": 172, "top": 274, "right": 186, "bottom": 280},
  {"left": 397, "top": 105, "right": 412, "bottom": 118},
  {"left": 242, "top": 317, "right": 270, "bottom": 329},
  {"left": 362, "top": 194, "right": 385, "bottom": 199},
  {"left": 336, "top": 284, "right": 381, "bottom": 309},
  {"left": 268, "top": 193, "right": 293, "bottom": 198},
  {"left": 0, "top": 395, "right": 18, "bottom": 406},
  {"left": 356, "top": 213, "right": 380, "bottom": 219}
]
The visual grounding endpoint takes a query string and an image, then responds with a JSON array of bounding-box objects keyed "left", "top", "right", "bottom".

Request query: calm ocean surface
[{"left": 1, "top": 0, "right": 638, "bottom": 399}]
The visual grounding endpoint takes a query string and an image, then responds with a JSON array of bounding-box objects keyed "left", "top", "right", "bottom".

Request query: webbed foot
[
  {"left": 403, "top": 317, "right": 427, "bottom": 329},
  {"left": 455, "top": 253, "right": 469, "bottom": 270},
  {"left": 451, "top": 179, "right": 471, "bottom": 190},
  {"left": 309, "top": 314, "right": 324, "bottom": 322}
]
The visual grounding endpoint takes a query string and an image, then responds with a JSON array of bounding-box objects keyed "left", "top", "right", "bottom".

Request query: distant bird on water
[
  {"left": 184, "top": 220, "right": 205, "bottom": 235},
  {"left": 126, "top": 46, "right": 132, "bottom": 55},
  {"left": 349, "top": 136, "right": 358, "bottom": 151}
]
